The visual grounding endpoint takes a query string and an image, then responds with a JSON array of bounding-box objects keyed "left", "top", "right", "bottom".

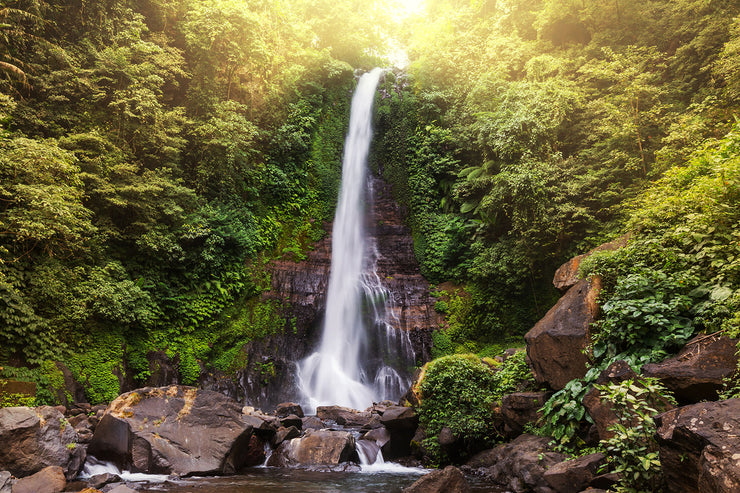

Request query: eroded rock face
[
  {"left": 525, "top": 278, "right": 600, "bottom": 390},
  {"left": 88, "top": 386, "right": 257, "bottom": 476},
  {"left": 0, "top": 406, "right": 83, "bottom": 480},
  {"left": 265, "top": 429, "right": 358, "bottom": 468},
  {"left": 402, "top": 465, "right": 470, "bottom": 493},
  {"left": 642, "top": 335, "right": 739, "bottom": 403},
  {"left": 656, "top": 399, "right": 740, "bottom": 493},
  {"left": 462, "top": 434, "right": 567, "bottom": 493}
]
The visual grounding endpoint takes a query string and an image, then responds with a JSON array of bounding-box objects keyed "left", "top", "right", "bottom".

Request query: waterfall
[{"left": 297, "top": 68, "right": 414, "bottom": 414}]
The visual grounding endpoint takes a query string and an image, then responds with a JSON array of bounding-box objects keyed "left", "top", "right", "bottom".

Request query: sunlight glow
[{"left": 397, "top": 0, "right": 424, "bottom": 16}]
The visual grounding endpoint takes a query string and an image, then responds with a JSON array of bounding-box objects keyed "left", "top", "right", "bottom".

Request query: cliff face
[{"left": 202, "top": 174, "right": 439, "bottom": 410}]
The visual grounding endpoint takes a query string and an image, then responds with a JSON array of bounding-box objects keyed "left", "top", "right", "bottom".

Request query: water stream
[{"left": 297, "top": 68, "right": 414, "bottom": 413}]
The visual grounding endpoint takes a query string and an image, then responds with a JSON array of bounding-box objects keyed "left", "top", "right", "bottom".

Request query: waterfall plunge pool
[{"left": 134, "top": 468, "right": 503, "bottom": 493}]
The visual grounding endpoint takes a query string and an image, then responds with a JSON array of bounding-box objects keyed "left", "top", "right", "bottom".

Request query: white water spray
[{"left": 297, "top": 68, "right": 414, "bottom": 413}]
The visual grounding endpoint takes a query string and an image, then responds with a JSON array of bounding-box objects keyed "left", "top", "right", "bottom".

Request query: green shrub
[
  {"left": 597, "top": 378, "right": 676, "bottom": 493},
  {"left": 417, "top": 354, "right": 499, "bottom": 465}
]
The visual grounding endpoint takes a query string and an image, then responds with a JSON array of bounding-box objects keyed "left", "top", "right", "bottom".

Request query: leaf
[{"left": 710, "top": 285, "right": 733, "bottom": 302}]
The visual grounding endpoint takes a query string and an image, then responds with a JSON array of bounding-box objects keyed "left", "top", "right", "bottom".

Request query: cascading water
[{"left": 297, "top": 68, "right": 414, "bottom": 414}]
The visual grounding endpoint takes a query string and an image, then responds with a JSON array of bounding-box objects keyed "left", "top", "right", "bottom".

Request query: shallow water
[{"left": 134, "top": 468, "right": 501, "bottom": 493}]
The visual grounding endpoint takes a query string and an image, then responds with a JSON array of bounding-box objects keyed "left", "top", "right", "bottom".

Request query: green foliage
[
  {"left": 597, "top": 378, "right": 676, "bottom": 493},
  {"left": 0, "top": 392, "right": 36, "bottom": 408},
  {"left": 418, "top": 354, "right": 500, "bottom": 465},
  {"left": 538, "top": 377, "right": 594, "bottom": 452},
  {"left": 489, "top": 350, "right": 535, "bottom": 402}
]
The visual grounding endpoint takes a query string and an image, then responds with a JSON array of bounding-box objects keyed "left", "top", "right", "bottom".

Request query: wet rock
[
  {"left": 87, "top": 473, "right": 121, "bottom": 489},
  {"left": 501, "top": 392, "right": 552, "bottom": 437},
  {"left": 275, "top": 402, "right": 304, "bottom": 418},
  {"left": 266, "top": 429, "right": 358, "bottom": 468},
  {"left": 642, "top": 334, "right": 739, "bottom": 403},
  {"left": 88, "top": 386, "right": 254, "bottom": 476},
  {"left": 11, "top": 466, "right": 66, "bottom": 493},
  {"left": 242, "top": 435, "right": 267, "bottom": 468},
  {"left": 525, "top": 278, "right": 600, "bottom": 390},
  {"left": 0, "top": 406, "right": 83, "bottom": 480},
  {"left": 242, "top": 411, "right": 279, "bottom": 439},
  {"left": 582, "top": 360, "right": 638, "bottom": 441},
  {"left": 379, "top": 406, "right": 418, "bottom": 459},
  {"left": 656, "top": 399, "right": 740, "bottom": 492},
  {"left": 362, "top": 427, "right": 391, "bottom": 449},
  {"left": 543, "top": 453, "right": 606, "bottom": 493},
  {"left": 552, "top": 235, "right": 629, "bottom": 292},
  {"left": 402, "top": 465, "right": 470, "bottom": 493},
  {"left": 463, "top": 434, "right": 567, "bottom": 493},
  {"left": 316, "top": 406, "right": 375, "bottom": 427}
]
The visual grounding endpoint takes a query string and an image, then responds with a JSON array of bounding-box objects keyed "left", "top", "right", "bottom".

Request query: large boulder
[
  {"left": 552, "top": 235, "right": 629, "bottom": 292},
  {"left": 656, "top": 399, "right": 740, "bottom": 493},
  {"left": 265, "top": 429, "right": 358, "bottom": 468},
  {"left": 501, "top": 392, "right": 552, "bottom": 437},
  {"left": 11, "top": 466, "right": 66, "bottom": 493},
  {"left": 525, "top": 278, "right": 600, "bottom": 390},
  {"left": 642, "top": 334, "right": 739, "bottom": 403},
  {"left": 0, "top": 406, "right": 84, "bottom": 480},
  {"left": 88, "top": 386, "right": 255, "bottom": 476},
  {"left": 463, "top": 434, "right": 567, "bottom": 493},
  {"left": 402, "top": 466, "right": 470, "bottom": 493}
]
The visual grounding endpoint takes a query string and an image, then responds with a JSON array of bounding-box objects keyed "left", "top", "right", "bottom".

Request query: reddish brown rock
[
  {"left": 642, "top": 334, "right": 739, "bottom": 403},
  {"left": 525, "top": 278, "right": 600, "bottom": 390},
  {"left": 11, "top": 466, "right": 66, "bottom": 493},
  {"left": 656, "top": 399, "right": 740, "bottom": 493},
  {"left": 553, "top": 235, "right": 630, "bottom": 292},
  {"left": 501, "top": 392, "right": 552, "bottom": 437},
  {"left": 543, "top": 453, "right": 606, "bottom": 493},
  {"left": 402, "top": 465, "right": 470, "bottom": 493}
]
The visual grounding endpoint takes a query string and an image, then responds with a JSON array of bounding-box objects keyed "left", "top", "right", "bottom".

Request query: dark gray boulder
[
  {"left": 88, "top": 386, "right": 256, "bottom": 476},
  {"left": 0, "top": 406, "right": 83, "bottom": 480}
]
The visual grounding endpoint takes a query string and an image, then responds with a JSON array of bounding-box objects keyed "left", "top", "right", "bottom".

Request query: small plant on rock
[{"left": 596, "top": 377, "right": 676, "bottom": 493}]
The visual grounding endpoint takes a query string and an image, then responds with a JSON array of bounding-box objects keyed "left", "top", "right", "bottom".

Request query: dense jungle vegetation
[{"left": 1, "top": 0, "right": 739, "bottom": 426}]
